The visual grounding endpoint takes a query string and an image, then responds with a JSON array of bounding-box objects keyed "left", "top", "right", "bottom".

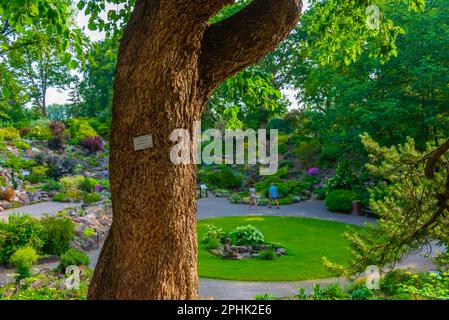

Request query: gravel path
[
  {"left": 0, "top": 202, "right": 81, "bottom": 220},
  {"left": 0, "top": 198, "right": 438, "bottom": 299}
]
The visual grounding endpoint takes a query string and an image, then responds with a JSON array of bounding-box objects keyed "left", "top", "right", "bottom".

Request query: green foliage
[
  {"left": 57, "top": 249, "right": 90, "bottom": 273},
  {"left": 65, "top": 118, "right": 97, "bottom": 145},
  {"left": 40, "top": 217, "right": 75, "bottom": 256},
  {"left": 24, "top": 119, "right": 52, "bottom": 140},
  {"left": 229, "top": 225, "right": 265, "bottom": 246},
  {"left": 52, "top": 193, "right": 67, "bottom": 202},
  {"left": 325, "top": 161, "right": 360, "bottom": 194},
  {"left": 0, "top": 215, "right": 44, "bottom": 263},
  {"left": 259, "top": 249, "right": 276, "bottom": 261},
  {"left": 80, "top": 177, "right": 97, "bottom": 193},
  {"left": 295, "top": 138, "right": 321, "bottom": 167},
  {"left": 204, "top": 238, "right": 221, "bottom": 251},
  {"left": 14, "top": 140, "right": 30, "bottom": 150},
  {"left": 41, "top": 179, "right": 62, "bottom": 192},
  {"left": 9, "top": 246, "right": 38, "bottom": 279},
  {"left": 254, "top": 293, "right": 275, "bottom": 300},
  {"left": 202, "top": 225, "right": 226, "bottom": 244},
  {"left": 0, "top": 127, "right": 20, "bottom": 140},
  {"left": 198, "top": 166, "right": 243, "bottom": 190},
  {"left": 27, "top": 165, "right": 48, "bottom": 183},
  {"left": 325, "top": 189, "right": 359, "bottom": 213},
  {"left": 59, "top": 175, "right": 84, "bottom": 200},
  {"left": 83, "top": 192, "right": 101, "bottom": 204}
]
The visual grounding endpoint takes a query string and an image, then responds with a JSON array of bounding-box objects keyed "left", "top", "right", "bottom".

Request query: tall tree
[
  {"left": 87, "top": 0, "right": 302, "bottom": 300},
  {"left": 7, "top": 31, "right": 76, "bottom": 117}
]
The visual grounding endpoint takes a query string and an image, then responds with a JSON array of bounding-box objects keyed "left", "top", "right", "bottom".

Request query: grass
[{"left": 198, "top": 216, "right": 361, "bottom": 281}]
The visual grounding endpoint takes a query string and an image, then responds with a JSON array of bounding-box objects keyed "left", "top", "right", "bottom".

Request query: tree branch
[{"left": 199, "top": 0, "right": 302, "bottom": 91}]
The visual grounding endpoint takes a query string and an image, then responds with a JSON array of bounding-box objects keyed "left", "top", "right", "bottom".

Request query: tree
[
  {"left": 86, "top": 0, "right": 302, "bottom": 300},
  {"left": 78, "top": 38, "right": 118, "bottom": 121},
  {"left": 324, "top": 133, "right": 449, "bottom": 275},
  {"left": 7, "top": 30, "right": 76, "bottom": 117}
]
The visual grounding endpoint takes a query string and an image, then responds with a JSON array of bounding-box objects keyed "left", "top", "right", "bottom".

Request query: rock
[
  {"left": 0, "top": 201, "right": 12, "bottom": 210},
  {"left": 276, "top": 248, "right": 286, "bottom": 256}
]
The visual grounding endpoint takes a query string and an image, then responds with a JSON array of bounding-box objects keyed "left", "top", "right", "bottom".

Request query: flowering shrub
[
  {"left": 80, "top": 136, "right": 104, "bottom": 153},
  {"left": 307, "top": 167, "right": 320, "bottom": 175}
]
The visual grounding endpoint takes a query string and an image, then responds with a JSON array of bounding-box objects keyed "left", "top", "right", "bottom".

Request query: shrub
[
  {"left": 83, "top": 192, "right": 101, "bottom": 204},
  {"left": 66, "top": 119, "right": 97, "bottom": 145},
  {"left": 14, "top": 140, "right": 30, "bottom": 150},
  {"left": 325, "top": 189, "right": 359, "bottom": 213},
  {"left": 46, "top": 156, "right": 77, "bottom": 179},
  {"left": 259, "top": 249, "right": 276, "bottom": 260},
  {"left": 202, "top": 225, "right": 226, "bottom": 243},
  {"left": 277, "top": 134, "right": 290, "bottom": 154},
  {"left": 0, "top": 215, "right": 44, "bottom": 263},
  {"left": 57, "top": 249, "right": 90, "bottom": 273},
  {"left": 228, "top": 225, "right": 265, "bottom": 246},
  {"left": 295, "top": 138, "right": 321, "bottom": 166},
  {"left": 52, "top": 193, "right": 67, "bottom": 202},
  {"left": 80, "top": 136, "right": 104, "bottom": 153},
  {"left": 60, "top": 175, "right": 84, "bottom": 200},
  {"left": 0, "top": 188, "right": 15, "bottom": 202},
  {"left": 25, "top": 119, "right": 52, "bottom": 140},
  {"left": 48, "top": 121, "right": 66, "bottom": 151},
  {"left": 40, "top": 217, "right": 75, "bottom": 256},
  {"left": 80, "top": 177, "right": 98, "bottom": 193},
  {"left": 27, "top": 165, "right": 48, "bottom": 183},
  {"left": 41, "top": 179, "right": 62, "bottom": 192},
  {"left": 349, "top": 284, "right": 375, "bottom": 300},
  {"left": 0, "top": 127, "right": 20, "bottom": 141},
  {"left": 325, "top": 161, "right": 359, "bottom": 194},
  {"left": 9, "top": 246, "right": 38, "bottom": 278},
  {"left": 254, "top": 293, "right": 275, "bottom": 300},
  {"left": 205, "top": 238, "right": 221, "bottom": 250}
]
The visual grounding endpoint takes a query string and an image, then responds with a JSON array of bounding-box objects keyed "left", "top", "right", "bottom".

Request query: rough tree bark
[{"left": 88, "top": 0, "right": 302, "bottom": 300}]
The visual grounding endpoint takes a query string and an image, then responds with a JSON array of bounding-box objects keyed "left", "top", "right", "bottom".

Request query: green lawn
[{"left": 198, "top": 216, "right": 360, "bottom": 281}]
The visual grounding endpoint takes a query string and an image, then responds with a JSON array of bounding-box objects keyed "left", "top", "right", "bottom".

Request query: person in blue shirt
[{"left": 269, "top": 184, "right": 280, "bottom": 209}]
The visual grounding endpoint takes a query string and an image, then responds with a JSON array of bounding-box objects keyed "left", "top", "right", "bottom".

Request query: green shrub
[
  {"left": 199, "top": 166, "right": 242, "bottom": 190},
  {"left": 60, "top": 175, "right": 84, "bottom": 200},
  {"left": 202, "top": 225, "right": 226, "bottom": 243},
  {"left": 278, "top": 134, "right": 290, "bottom": 154},
  {"left": 0, "top": 127, "right": 21, "bottom": 141},
  {"left": 52, "top": 193, "right": 67, "bottom": 202},
  {"left": 259, "top": 249, "right": 276, "bottom": 260},
  {"left": 14, "top": 140, "right": 30, "bottom": 150},
  {"left": 40, "top": 217, "right": 75, "bottom": 256},
  {"left": 25, "top": 119, "right": 52, "bottom": 140},
  {"left": 349, "top": 284, "right": 375, "bottom": 300},
  {"left": 83, "top": 228, "right": 95, "bottom": 239},
  {"left": 83, "top": 192, "right": 101, "bottom": 204},
  {"left": 57, "top": 249, "right": 90, "bottom": 273},
  {"left": 205, "top": 238, "right": 221, "bottom": 250},
  {"left": 66, "top": 118, "right": 97, "bottom": 145},
  {"left": 0, "top": 215, "right": 44, "bottom": 263},
  {"left": 27, "top": 165, "right": 48, "bottom": 183},
  {"left": 254, "top": 293, "right": 275, "bottom": 300},
  {"left": 325, "top": 161, "right": 359, "bottom": 194},
  {"left": 295, "top": 138, "right": 321, "bottom": 166},
  {"left": 229, "top": 225, "right": 265, "bottom": 246},
  {"left": 80, "top": 177, "right": 98, "bottom": 193},
  {"left": 41, "top": 179, "right": 62, "bottom": 192},
  {"left": 314, "top": 187, "right": 327, "bottom": 200},
  {"left": 9, "top": 246, "right": 38, "bottom": 279},
  {"left": 325, "top": 189, "right": 359, "bottom": 213}
]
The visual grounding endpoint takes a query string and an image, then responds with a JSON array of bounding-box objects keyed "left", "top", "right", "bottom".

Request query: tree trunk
[{"left": 88, "top": 0, "right": 302, "bottom": 300}]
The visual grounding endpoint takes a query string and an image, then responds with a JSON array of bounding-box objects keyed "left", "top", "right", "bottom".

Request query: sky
[{"left": 47, "top": 1, "right": 309, "bottom": 107}]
